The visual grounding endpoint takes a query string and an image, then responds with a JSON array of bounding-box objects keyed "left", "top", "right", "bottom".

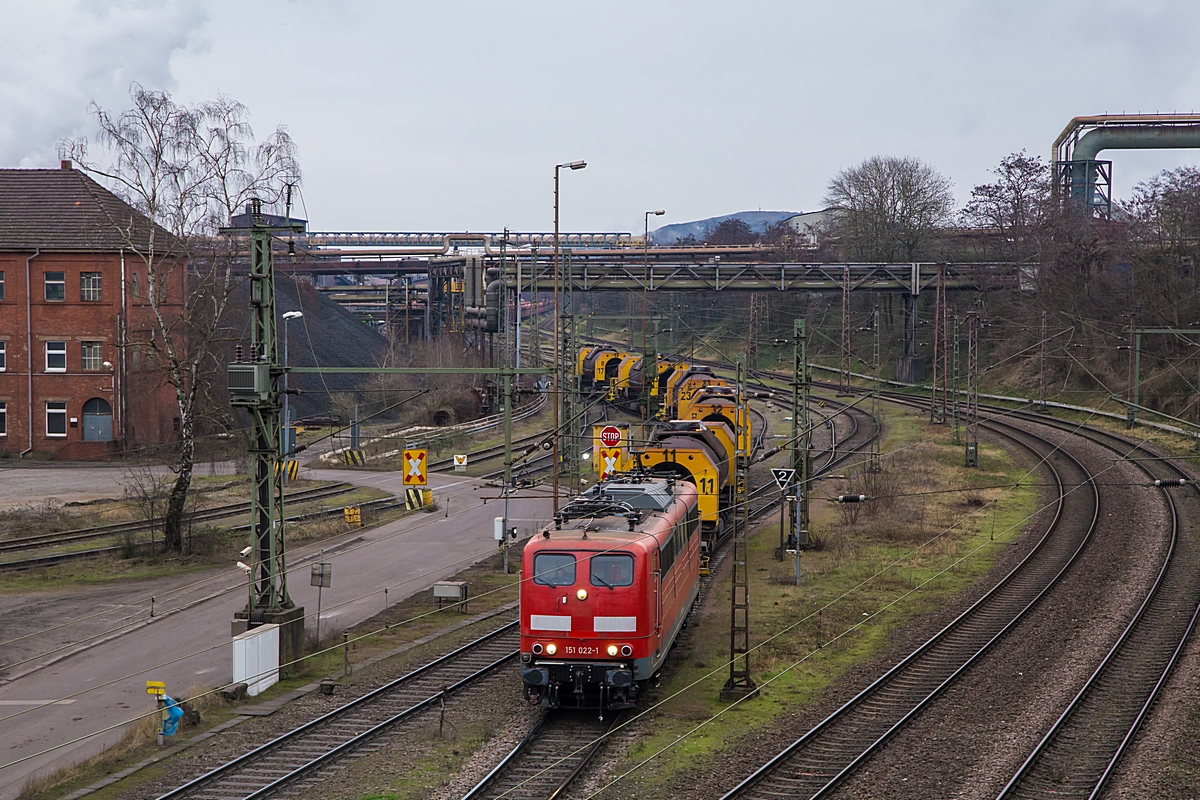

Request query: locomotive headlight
[
  {"left": 576, "top": 589, "right": 588, "bottom": 601},
  {"left": 607, "top": 644, "right": 619, "bottom": 657},
  {"left": 545, "top": 643, "right": 557, "bottom": 655}
]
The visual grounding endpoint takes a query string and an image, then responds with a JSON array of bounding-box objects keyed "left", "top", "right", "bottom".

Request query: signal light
[
  {"left": 621, "top": 645, "right": 633, "bottom": 657},
  {"left": 532, "top": 643, "right": 543, "bottom": 655},
  {"left": 545, "top": 643, "right": 558, "bottom": 655},
  {"left": 607, "top": 644, "right": 619, "bottom": 656},
  {"left": 577, "top": 589, "right": 588, "bottom": 600}
]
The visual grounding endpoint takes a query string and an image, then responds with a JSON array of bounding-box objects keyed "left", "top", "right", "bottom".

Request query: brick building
[{"left": 0, "top": 162, "right": 184, "bottom": 459}]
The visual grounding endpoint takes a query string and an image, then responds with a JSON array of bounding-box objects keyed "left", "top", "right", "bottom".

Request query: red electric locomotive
[{"left": 520, "top": 476, "right": 701, "bottom": 710}]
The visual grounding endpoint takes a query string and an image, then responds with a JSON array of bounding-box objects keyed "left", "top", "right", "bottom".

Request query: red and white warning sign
[
  {"left": 599, "top": 425, "right": 623, "bottom": 447},
  {"left": 598, "top": 448, "right": 622, "bottom": 480},
  {"left": 592, "top": 424, "right": 630, "bottom": 481},
  {"left": 402, "top": 449, "right": 428, "bottom": 485}
]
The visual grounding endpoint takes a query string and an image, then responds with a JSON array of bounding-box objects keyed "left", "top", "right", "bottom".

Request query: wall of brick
[{"left": 0, "top": 250, "right": 184, "bottom": 460}]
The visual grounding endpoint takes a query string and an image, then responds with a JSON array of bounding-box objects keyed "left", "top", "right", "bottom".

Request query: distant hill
[{"left": 650, "top": 210, "right": 799, "bottom": 244}]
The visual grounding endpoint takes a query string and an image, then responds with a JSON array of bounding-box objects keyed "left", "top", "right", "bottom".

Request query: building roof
[{"left": 0, "top": 165, "right": 178, "bottom": 253}]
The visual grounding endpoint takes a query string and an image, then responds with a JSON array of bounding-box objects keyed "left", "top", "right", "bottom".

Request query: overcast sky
[{"left": 3, "top": 0, "right": 1200, "bottom": 233}]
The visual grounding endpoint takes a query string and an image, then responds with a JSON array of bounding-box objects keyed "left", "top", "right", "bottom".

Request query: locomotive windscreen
[
  {"left": 590, "top": 554, "right": 634, "bottom": 587},
  {"left": 533, "top": 553, "right": 576, "bottom": 586}
]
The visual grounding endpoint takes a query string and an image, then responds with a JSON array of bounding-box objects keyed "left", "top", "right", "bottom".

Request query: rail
[
  {"left": 722, "top": 403, "right": 1098, "bottom": 798},
  {"left": 156, "top": 621, "right": 519, "bottom": 800},
  {"left": 993, "top": 415, "right": 1200, "bottom": 799},
  {"left": 319, "top": 394, "right": 547, "bottom": 464}
]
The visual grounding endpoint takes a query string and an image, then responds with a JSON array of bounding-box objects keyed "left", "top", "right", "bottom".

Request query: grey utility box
[
  {"left": 228, "top": 363, "right": 271, "bottom": 405},
  {"left": 433, "top": 580, "right": 468, "bottom": 611}
]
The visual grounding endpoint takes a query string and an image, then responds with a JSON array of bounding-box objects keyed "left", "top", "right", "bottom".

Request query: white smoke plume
[{"left": 0, "top": 1, "right": 209, "bottom": 167}]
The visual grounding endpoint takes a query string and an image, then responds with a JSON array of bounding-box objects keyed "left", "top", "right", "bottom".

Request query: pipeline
[{"left": 1072, "top": 124, "right": 1200, "bottom": 161}]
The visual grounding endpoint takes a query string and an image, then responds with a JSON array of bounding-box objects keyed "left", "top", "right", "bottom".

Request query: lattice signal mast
[
  {"left": 964, "top": 311, "right": 980, "bottom": 467},
  {"left": 840, "top": 265, "right": 852, "bottom": 394},
  {"left": 930, "top": 263, "right": 948, "bottom": 423},
  {"left": 747, "top": 293, "right": 760, "bottom": 370},
  {"left": 722, "top": 356, "right": 758, "bottom": 700},
  {"left": 869, "top": 307, "right": 882, "bottom": 473}
]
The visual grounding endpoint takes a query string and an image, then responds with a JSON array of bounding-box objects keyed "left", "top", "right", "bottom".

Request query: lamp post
[
  {"left": 553, "top": 160, "right": 586, "bottom": 513},
  {"left": 643, "top": 210, "right": 664, "bottom": 421},
  {"left": 281, "top": 311, "right": 303, "bottom": 457},
  {"left": 102, "top": 360, "right": 116, "bottom": 440}
]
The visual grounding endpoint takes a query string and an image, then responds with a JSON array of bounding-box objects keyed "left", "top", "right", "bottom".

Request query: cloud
[{"left": 0, "top": 0, "right": 209, "bottom": 167}]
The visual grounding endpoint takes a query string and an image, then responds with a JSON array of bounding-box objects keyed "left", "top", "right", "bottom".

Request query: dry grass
[
  {"left": 17, "top": 684, "right": 225, "bottom": 800},
  {"left": 600, "top": 407, "right": 1040, "bottom": 799}
]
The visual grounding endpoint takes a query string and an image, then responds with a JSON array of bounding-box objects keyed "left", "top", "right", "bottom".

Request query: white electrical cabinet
[{"left": 232, "top": 623, "right": 280, "bottom": 696}]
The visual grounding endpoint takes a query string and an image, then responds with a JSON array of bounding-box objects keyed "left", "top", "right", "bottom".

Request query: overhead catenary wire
[{"left": 2, "top": 388, "right": 1183, "bottom": 776}]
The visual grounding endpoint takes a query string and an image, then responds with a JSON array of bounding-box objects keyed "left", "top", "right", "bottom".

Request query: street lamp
[
  {"left": 553, "top": 160, "right": 586, "bottom": 512},
  {"left": 102, "top": 360, "right": 116, "bottom": 441},
  {"left": 643, "top": 210, "right": 665, "bottom": 420},
  {"left": 281, "top": 311, "right": 303, "bottom": 457}
]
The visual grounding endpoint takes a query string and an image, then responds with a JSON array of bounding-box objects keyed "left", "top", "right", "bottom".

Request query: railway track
[
  {"left": 156, "top": 620, "right": 520, "bottom": 800},
  {"left": 721, "top": 404, "right": 1102, "bottom": 799},
  {"left": 461, "top": 711, "right": 622, "bottom": 800},
  {"left": 746, "top": 395, "right": 870, "bottom": 521},
  {"left": 457, "top": 396, "right": 878, "bottom": 800},
  {"left": 0, "top": 483, "right": 355, "bottom": 557},
  {"left": 991, "top": 412, "right": 1200, "bottom": 799},
  {"left": 0, "top": 484, "right": 362, "bottom": 573}
]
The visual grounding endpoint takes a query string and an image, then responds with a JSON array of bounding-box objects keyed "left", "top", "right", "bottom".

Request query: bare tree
[
  {"left": 62, "top": 84, "right": 300, "bottom": 552},
  {"left": 960, "top": 151, "right": 1051, "bottom": 263},
  {"left": 824, "top": 155, "right": 954, "bottom": 261}
]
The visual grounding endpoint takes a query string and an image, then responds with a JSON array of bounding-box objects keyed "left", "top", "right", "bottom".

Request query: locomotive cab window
[
  {"left": 590, "top": 554, "right": 634, "bottom": 588},
  {"left": 533, "top": 553, "right": 576, "bottom": 586}
]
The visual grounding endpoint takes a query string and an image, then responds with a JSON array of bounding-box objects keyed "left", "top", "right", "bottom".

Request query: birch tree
[{"left": 62, "top": 83, "right": 300, "bottom": 552}]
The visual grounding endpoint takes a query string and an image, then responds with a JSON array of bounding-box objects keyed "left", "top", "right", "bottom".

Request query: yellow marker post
[{"left": 146, "top": 681, "right": 167, "bottom": 745}]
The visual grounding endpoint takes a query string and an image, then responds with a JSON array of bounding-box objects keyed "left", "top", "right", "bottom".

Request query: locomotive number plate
[{"left": 565, "top": 645, "right": 600, "bottom": 656}]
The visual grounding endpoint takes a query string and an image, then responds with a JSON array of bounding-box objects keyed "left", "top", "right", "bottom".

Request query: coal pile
[{"left": 222, "top": 275, "right": 389, "bottom": 419}]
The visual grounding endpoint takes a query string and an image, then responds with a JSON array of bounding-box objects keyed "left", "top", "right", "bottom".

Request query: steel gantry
[
  {"left": 506, "top": 260, "right": 1019, "bottom": 294},
  {"left": 1116, "top": 327, "right": 1200, "bottom": 430}
]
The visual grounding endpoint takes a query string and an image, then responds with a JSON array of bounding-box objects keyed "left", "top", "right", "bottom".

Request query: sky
[{"left": 3, "top": 0, "right": 1200, "bottom": 234}]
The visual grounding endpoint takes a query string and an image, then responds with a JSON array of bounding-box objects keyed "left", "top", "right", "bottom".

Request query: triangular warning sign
[{"left": 771, "top": 468, "right": 797, "bottom": 490}]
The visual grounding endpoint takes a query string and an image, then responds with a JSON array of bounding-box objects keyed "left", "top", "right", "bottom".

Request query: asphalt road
[
  {"left": 0, "top": 468, "right": 553, "bottom": 800},
  {"left": 0, "top": 461, "right": 236, "bottom": 511}
]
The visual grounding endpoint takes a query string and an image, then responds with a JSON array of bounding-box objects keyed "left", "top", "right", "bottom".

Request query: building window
[
  {"left": 0, "top": 270, "right": 5, "bottom": 300},
  {"left": 46, "top": 402, "right": 67, "bottom": 437},
  {"left": 45, "top": 341, "right": 66, "bottom": 372},
  {"left": 44, "top": 272, "right": 65, "bottom": 301},
  {"left": 81, "top": 272, "right": 102, "bottom": 301},
  {"left": 0, "top": 340, "right": 5, "bottom": 372},
  {"left": 0, "top": 401, "right": 6, "bottom": 436},
  {"left": 81, "top": 341, "right": 103, "bottom": 371},
  {"left": 132, "top": 273, "right": 139, "bottom": 297}
]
